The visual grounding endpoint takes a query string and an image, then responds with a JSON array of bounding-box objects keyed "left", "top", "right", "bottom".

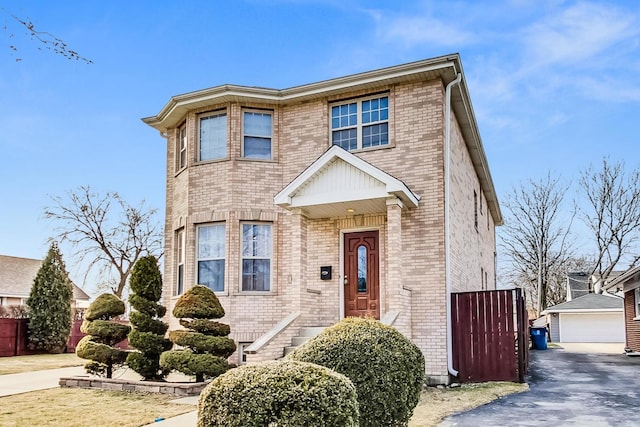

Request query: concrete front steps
[{"left": 284, "top": 326, "right": 325, "bottom": 356}]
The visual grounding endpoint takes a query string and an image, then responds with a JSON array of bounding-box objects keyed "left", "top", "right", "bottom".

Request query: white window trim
[
  {"left": 176, "top": 123, "right": 187, "bottom": 172},
  {"left": 330, "top": 94, "right": 390, "bottom": 151},
  {"left": 241, "top": 109, "right": 273, "bottom": 160},
  {"left": 238, "top": 342, "right": 253, "bottom": 365},
  {"left": 175, "top": 228, "right": 185, "bottom": 296},
  {"left": 197, "top": 110, "right": 228, "bottom": 162},
  {"left": 634, "top": 288, "right": 640, "bottom": 320},
  {"left": 196, "top": 223, "right": 226, "bottom": 293},
  {"left": 240, "top": 222, "right": 273, "bottom": 293}
]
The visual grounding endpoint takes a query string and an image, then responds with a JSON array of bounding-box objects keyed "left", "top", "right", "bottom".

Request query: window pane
[
  {"left": 332, "top": 102, "right": 357, "bottom": 130},
  {"left": 362, "top": 123, "right": 388, "bottom": 148},
  {"left": 199, "top": 114, "right": 226, "bottom": 161},
  {"left": 357, "top": 245, "right": 367, "bottom": 293},
  {"left": 198, "top": 225, "right": 225, "bottom": 258},
  {"left": 242, "top": 224, "right": 272, "bottom": 257},
  {"left": 198, "top": 260, "right": 225, "bottom": 292},
  {"left": 332, "top": 129, "right": 357, "bottom": 151},
  {"left": 244, "top": 136, "right": 272, "bottom": 159},
  {"left": 242, "top": 259, "right": 270, "bottom": 291}
]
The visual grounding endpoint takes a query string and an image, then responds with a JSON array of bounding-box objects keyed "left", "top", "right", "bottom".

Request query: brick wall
[{"left": 624, "top": 290, "right": 640, "bottom": 352}]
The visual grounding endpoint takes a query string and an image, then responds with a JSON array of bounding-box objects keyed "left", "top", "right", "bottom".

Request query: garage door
[{"left": 559, "top": 312, "right": 624, "bottom": 342}]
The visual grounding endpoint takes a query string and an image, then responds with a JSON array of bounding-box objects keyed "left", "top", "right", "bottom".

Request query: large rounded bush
[
  {"left": 197, "top": 360, "right": 359, "bottom": 427},
  {"left": 288, "top": 317, "right": 425, "bottom": 427},
  {"left": 84, "top": 294, "right": 125, "bottom": 321}
]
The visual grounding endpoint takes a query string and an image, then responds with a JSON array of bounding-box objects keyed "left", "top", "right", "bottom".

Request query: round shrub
[
  {"left": 84, "top": 293, "right": 125, "bottom": 321},
  {"left": 179, "top": 319, "right": 230, "bottom": 336},
  {"left": 288, "top": 317, "right": 425, "bottom": 427},
  {"left": 160, "top": 350, "right": 230, "bottom": 379},
  {"left": 197, "top": 360, "right": 359, "bottom": 427},
  {"left": 76, "top": 335, "right": 127, "bottom": 366},
  {"left": 80, "top": 320, "right": 130, "bottom": 343},
  {"left": 168, "top": 331, "right": 236, "bottom": 357},
  {"left": 172, "top": 285, "right": 224, "bottom": 319}
]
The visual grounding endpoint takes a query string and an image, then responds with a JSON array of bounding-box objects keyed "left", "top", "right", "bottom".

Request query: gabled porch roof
[{"left": 274, "top": 145, "right": 420, "bottom": 219}]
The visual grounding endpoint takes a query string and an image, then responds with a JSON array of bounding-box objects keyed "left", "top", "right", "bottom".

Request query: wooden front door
[{"left": 344, "top": 231, "right": 380, "bottom": 319}]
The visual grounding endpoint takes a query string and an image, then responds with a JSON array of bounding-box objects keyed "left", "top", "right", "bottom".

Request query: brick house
[
  {"left": 604, "top": 266, "right": 640, "bottom": 353},
  {"left": 143, "top": 54, "right": 502, "bottom": 384}
]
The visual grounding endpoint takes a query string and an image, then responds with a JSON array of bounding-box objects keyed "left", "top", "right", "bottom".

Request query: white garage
[{"left": 545, "top": 294, "right": 624, "bottom": 343}]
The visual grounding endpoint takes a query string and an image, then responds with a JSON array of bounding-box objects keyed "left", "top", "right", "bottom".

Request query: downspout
[{"left": 445, "top": 72, "right": 462, "bottom": 378}]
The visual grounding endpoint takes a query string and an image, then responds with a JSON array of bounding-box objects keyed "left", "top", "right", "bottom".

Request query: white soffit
[{"left": 275, "top": 146, "right": 419, "bottom": 218}]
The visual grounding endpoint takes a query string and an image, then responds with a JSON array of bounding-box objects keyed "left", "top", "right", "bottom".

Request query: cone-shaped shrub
[
  {"left": 76, "top": 293, "right": 130, "bottom": 378},
  {"left": 126, "top": 256, "right": 172, "bottom": 381},
  {"left": 26, "top": 243, "right": 73, "bottom": 353},
  {"left": 160, "top": 285, "right": 235, "bottom": 382},
  {"left": 197, "top": 360, "right": 359, "bottom": 427},
  {"left": 288, "top": 317, "right": 425, "bottom": 427}
]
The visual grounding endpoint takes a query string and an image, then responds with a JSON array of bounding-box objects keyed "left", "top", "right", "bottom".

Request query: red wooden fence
[
  {"left": 0, "top": 318, "right": 129, "bottom": 357},
  {"left": 451, "top": 288, "right": 528, "bottom": 383}
]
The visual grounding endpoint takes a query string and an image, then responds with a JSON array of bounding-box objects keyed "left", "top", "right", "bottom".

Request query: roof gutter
[{"left": 445, "top": 72, "right": 462, "bottom": 379}]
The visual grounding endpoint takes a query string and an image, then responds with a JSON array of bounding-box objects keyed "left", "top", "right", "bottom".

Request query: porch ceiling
[{"left": 275, "top": 145, "right": 419, "bottom": 219}]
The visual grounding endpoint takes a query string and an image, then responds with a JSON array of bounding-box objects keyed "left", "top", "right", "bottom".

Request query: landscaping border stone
[{"left": 59, "top": 376, "right": 207, "bottom": 396}]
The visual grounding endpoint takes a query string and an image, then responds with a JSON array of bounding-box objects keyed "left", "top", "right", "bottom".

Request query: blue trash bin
[{"left": 530, "top": 327, "right": 547, "bottom": 350}]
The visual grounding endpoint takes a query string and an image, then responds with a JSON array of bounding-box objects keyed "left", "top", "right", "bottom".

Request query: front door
[{"left": 344, "top": 231, "right": 380, "bottom": 319}]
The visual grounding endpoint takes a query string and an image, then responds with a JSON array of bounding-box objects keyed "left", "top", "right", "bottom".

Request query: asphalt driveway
[{"left": 440, "top": 348, "right": 640, "bottom": 426}]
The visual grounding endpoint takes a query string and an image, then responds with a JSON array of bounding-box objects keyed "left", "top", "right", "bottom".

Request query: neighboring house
[
  {"left": 143, "top": 54, "right": 503, "bottom": 385},
  {"left": 544, "top": 293, "right": 624, "bottom": 343},
  {"left": 0, "top": 255, "right": 91, "bottom": 310},
  {"left": 566, "top": 272, "right": 590, "bottom": 301},
  {"left": 603, "top": 266, "right": 640, "bottom": 353}
]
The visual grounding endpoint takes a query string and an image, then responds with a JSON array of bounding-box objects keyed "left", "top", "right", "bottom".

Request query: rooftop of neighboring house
[
  {"left": 567, "top": 272, "right": 590, "bottom": 301},
  {"left": 544, "top": 293, "right": 623, "bottom": 313},
  {"left": 0, "top": 255, "right": 90, "bottom": 301}
]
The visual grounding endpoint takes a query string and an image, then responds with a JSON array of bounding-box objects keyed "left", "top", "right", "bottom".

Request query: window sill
[
  {"left": 194, "top": 157, "right": 230, "bottom": 166},
  {"left": 633, "top": 316, "right": 640, "bottom": 321},
  {"left": 237, "top": 291, "right": 276, "bottom": 296},
  {"left": 237, "top": 157, "right": 277, "bottom": 163}
]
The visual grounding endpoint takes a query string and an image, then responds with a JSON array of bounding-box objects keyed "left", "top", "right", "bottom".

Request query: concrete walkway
[{"left": 0, "top": 366, "right": 85, "bottom": 397}]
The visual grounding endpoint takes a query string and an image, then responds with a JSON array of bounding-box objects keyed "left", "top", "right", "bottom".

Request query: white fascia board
[{"left": 547, "top": 308, "right": 623, "bottom": 314}]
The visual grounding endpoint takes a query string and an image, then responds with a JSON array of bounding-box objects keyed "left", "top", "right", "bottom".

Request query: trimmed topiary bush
[
  {"left": 160, "top": 285, "right": 235, "bottom": 382},
  {"left": 197, "top": 360, "right": 359, "bottom": 427},
  {"left": 76, "top": 293, "right": 130, "bottom": 378},
  {"left": 288, "top": 317, "right": 425, "bottom": 427},
  {"left": 126, "top": 256, "right": 172, "bottom": 381}
]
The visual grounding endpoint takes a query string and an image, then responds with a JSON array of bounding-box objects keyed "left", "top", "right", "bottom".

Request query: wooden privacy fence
[
  {"left": 0, "top": 318, "right": 129, "bottom": 357},
  {"left": 451, "top": 288, "right": 528, "bottom": 383}
]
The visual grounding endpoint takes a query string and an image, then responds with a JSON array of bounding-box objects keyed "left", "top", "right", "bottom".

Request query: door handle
[{"left": 343, "top": 275, "right": 348, "bottom": 285}]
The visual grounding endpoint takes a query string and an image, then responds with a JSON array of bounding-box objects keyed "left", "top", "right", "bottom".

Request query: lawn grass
[
  {"left": 0, "top": 353, "right": 84, "bottom": 375},
  {"left": 0, "top": 388, "right": 195, "bottom": 427},
  {"left": 409, "top": 381, "right": 529, "bottom": 426}
]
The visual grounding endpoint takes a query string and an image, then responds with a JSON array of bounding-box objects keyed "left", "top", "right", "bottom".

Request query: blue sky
[{"left": 1, "top": 0, "right": 639, "bottom": 293}]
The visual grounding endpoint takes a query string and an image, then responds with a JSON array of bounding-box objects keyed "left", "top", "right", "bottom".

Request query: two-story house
[{"left": 143, "top": 54, "right": 502, "bottom": 385}]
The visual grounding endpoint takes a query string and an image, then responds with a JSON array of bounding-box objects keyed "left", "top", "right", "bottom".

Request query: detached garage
[{"left": 545, "top": 293, "right": 624, "bottom": 343}]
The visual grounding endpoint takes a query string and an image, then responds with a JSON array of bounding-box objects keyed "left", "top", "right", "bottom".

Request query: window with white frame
[
  {"left": 199, "top": 112, "right": 227, "bottom": 161},
  {"left": 176, "top": 229, "right": 185, "bottom": 295},
  {"left": 635, "top": 287, "right": 640, "bottom": 318},
  {"left": 243, "top": 111, "right": 272, "bottom": 159},
  {"left": 241, "top": 223, "right": 272, "bottom": 291},
  {"left": 197, "top": 224, "right": 226, "bottom": 292},
  {"left": 176, "top": 123, "right": 187, "bottom": 170},
  {"left": 331, "top": 95, "right": 389, "bottom": 151}
]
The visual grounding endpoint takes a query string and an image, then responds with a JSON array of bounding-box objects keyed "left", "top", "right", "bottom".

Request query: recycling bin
[{"left": 530, "top": 327, "right": 547, "bottom": 350}]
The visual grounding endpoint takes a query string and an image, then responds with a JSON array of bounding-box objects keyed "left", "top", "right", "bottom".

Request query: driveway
[{"left": 440, "top": 348, "right": 640, "bottom": 426}]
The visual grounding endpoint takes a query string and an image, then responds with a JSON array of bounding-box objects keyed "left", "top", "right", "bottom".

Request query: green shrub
[
  {"left": 84, "top": 294, "right": 126, "bottom": 321},
  {"left": 160, "top": 285, "right": 235, "bottom": 382},
  {"left": 288, "top": 317, "right": 425, "bottom": 427},
  {"left": 76, "top": 293, "right": 130, "bottom": 378},
  {"left": 126, "top": 256, "right": 171, "bottom": 381},
  {"left": 197, "top": 360, "right": 359, "bottom": 427},
  {"left": 26, "top": 243, "right": 73, "bottom": 353}
]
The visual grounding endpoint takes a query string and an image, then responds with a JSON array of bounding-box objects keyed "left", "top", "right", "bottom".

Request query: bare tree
[
  {"left": 44, "top": 186, "right": 163, "bottom": 298},
  {"left": 499, "top": 173, "right": 575, "bottom": 316},
  {"left": 579, "top": 158, "right": 640, "bottom": 285},
  {"left": 1, "top": 7, "right": 92, "bottom": 63}
]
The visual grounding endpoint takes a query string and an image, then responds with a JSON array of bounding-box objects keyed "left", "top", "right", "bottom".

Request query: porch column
[
  {"left": 386, "top": 198, "right": 410, "bottom": 336},
  {"left": 286, "top": 209, "right": 307, "bottom": 315}
]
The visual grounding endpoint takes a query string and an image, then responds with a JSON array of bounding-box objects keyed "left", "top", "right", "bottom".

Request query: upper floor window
[
  {"left": 243, "top": 111, "right": 272, "bottom": 159},
  {"left": 331, "top": 96, "right": 389, "bottom": 151},
  {"left": 241, "top": 223, "right": 272, "bottom": 291},
  {"left": 199, "top": 112, "right": 227, "bottom": 161},
  {"left": 176, "top": 124, "right": 187, "bottom": 171},
  {"left": 197, "top": 224, "right": 226, "bottom": 292}
]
